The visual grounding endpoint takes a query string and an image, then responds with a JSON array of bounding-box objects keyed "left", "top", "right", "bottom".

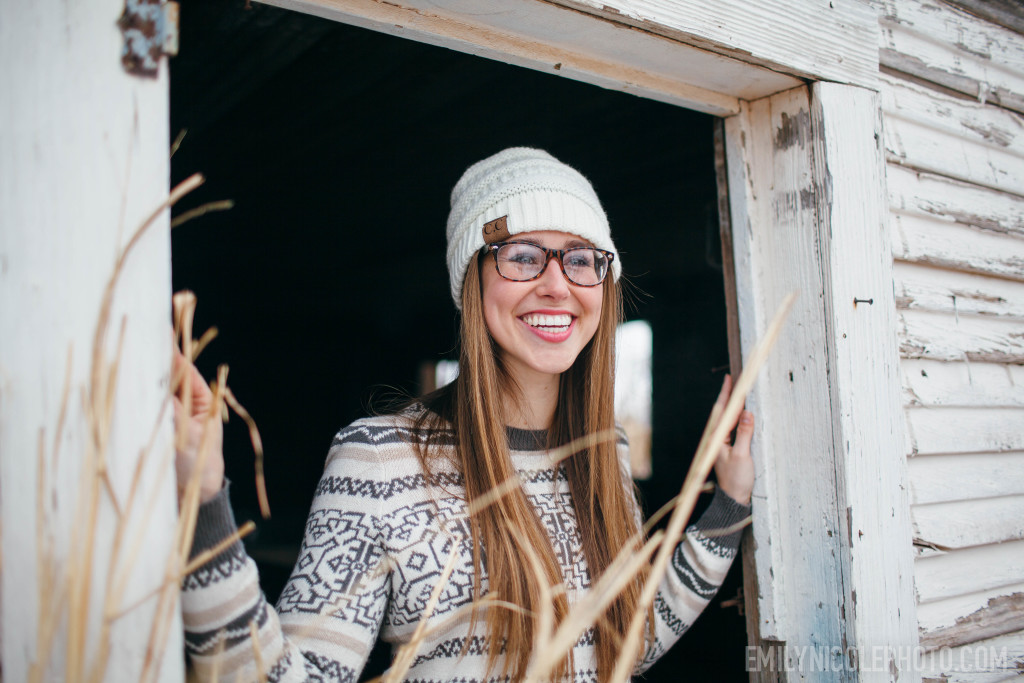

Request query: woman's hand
[
  {"left": 173, "top": 347, "right": 225, "bottom": 504},
  {"left": 711, "top": 375, "right": 755, "bottom": 506}
]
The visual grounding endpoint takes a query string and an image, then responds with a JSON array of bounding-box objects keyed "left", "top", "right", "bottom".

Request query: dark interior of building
[{"left": 170, "top": 1, "right": 746, "bottom": 679}]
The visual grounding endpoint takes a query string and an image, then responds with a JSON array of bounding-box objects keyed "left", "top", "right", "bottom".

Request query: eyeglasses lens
[{"left": 495, "top": 243, "right": 608, "bottom": 286}]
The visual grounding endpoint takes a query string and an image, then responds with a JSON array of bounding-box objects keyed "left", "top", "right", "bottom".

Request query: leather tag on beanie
[{"left": 482, "top": 216, "right": 510, "bottom": 243}]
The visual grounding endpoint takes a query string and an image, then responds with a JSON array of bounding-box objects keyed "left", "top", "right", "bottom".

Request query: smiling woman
[{"left": 173, "top": 145, "right": 755, "bottom": 682}]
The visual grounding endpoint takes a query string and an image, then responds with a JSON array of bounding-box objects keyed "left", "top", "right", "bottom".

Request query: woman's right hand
[{"left": 173, "top": 347, "right": 225, "bottom": 504}]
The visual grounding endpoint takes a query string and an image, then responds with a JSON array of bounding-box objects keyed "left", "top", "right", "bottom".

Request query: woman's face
[{"left": 481, "top": 230, "right": 604, "bottom": 385}]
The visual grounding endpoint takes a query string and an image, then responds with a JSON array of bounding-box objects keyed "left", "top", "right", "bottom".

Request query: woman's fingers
[
  {"left": 711, "top": 375, "right": 755, "bottom": 505},
  {"left": 171, "top": 351, "right": 225, "bottom": 503},
  {"left": 733, "top": 410, "right": 754, "bottom": 457},
  {"left": 172, "top": 346, "right": 216, "bottom": 416}
]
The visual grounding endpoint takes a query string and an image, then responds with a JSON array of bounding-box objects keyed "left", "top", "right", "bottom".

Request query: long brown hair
[{"left": 414, "top": 252, "right": 649, "bottom": 680}]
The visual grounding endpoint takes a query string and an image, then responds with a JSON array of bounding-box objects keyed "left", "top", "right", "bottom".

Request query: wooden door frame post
[
  {"left": 0, "top": 0, "right": 183, "bottom": 680},
  {"left": 723, "top": 82, "right": 920, "bottom": 681}
]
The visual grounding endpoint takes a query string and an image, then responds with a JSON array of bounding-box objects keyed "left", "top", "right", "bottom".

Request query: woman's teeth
[{"left": 521, "top": 313, "right": 572, "bottom": 331}]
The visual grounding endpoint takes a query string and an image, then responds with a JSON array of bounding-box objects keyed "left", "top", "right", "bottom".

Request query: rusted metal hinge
[{"left": 117, "top": 0, "right": 179, "bottom": 77}]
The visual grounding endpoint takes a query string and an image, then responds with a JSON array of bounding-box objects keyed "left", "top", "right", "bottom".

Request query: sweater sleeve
[
  {"left": 636, "top": 487, "right": 750, "bottom": 673},
  {"left": 181, "top": 426, "right": 391, "bottom": 682}
]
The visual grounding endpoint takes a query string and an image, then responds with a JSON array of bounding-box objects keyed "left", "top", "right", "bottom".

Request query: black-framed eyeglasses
[{"left": 484, "top": 241, "right": 614, "bottom": 287}]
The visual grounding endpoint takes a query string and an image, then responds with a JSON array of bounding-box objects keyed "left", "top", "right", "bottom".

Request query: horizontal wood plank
[
  {"left": 887, "top": 164, "right": 1024, "bottom": 239},
  {"left": 911, "top": 495, "right": 1024, "bottom": 547},
  {"left": 915, "top": 539, "right": 1024, "bottom": 603},
  {"left": 919, "top": 586, "right": 1024, "bottom": 650},
  {"left": 909, "top": 452, "right": 1024, "bottom": 504},
  {"left": 882, "top": 72, "right": 1024, "bottom": 159},
  {"left": 894, "top": 262, "right": 1024, "bottom": 319},
  {"left": 552, "top": 0, "right": 878, "bottom": 88},
  {"left": 901, "top": 358, "right": 1024, "bottom": 407},
  {"left": 891, "top": 212, "right": 1024, "bottom": 283},
  {"left": 267, "top": 0, "right": 775, "bottom": 115},
  {"left": 882, "top": 74, "right": 1024, "bottom": 196},
  {"left": 872, "top": 0, "right": 1024, "bottom": 114},
  {"left": 898, "top": 308, "right": 1024, "bottom": 364},
  {"left": 915, "top": 629, "right": 1024, "bottom": 682},
  {"left": 907, "top": 406, "right": 1024, "bottom": 455}
]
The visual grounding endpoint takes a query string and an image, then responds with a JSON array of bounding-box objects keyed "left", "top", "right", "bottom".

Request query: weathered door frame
[
  {"left": 260, "top": 1, "right": 920, "bottom": 679},
  {"left": 1, "top": 0, "right": 921, "bottom": 680}
]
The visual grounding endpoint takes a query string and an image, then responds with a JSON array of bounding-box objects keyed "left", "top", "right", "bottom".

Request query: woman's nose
[{"left": 535, "top": 256, "right": 570, "bottom": 299}]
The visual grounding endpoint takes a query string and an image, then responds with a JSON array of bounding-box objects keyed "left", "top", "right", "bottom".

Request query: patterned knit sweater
[{"left": 182, "top": 412, "right": 749, "bottom": 682}]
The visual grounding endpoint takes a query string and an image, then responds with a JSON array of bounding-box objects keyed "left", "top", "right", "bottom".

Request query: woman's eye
[
  {"left": 566, "top": 251, "right": 595, "bottom": 268},
  {"left": 502, "top": 246, "right": 542, "bottom": 265}
]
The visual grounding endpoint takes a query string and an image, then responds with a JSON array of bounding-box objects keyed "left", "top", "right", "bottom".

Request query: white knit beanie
[{"left": 446, "top": 147, "right": 621, "bottom": 309}]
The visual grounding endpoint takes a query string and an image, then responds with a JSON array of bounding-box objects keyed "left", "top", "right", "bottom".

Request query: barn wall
[{"left": 872, "top": 0, "right": 1024, "bottom": 679}]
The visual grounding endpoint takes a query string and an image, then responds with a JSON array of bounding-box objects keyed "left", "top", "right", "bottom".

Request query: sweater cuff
[
  {"left": 692, "top": 488, "right": 752, "bottom": 550},
  {"left": 188, "top": 481, "right": 245, "bottom": 567}
]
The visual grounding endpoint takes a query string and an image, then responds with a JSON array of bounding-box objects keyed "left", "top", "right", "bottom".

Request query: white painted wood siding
[
  {"left": 876, "top": 1, "right": 1024, "bottom": 679},
  {"left": 0, "top": 0, "right": 182, "bottom": 680}
]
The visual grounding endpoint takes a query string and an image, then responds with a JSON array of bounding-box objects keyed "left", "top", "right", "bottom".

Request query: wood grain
[
  {"left": 891, "top": 212, "right": 1024, "bottom": 283},
  {"left": 909, "top": 453, "right": 1024, "bottom": 504},
  {"left": 872, "top": 0, "right": 1024, "bottom": 114},
  {"left": 0, "top": 0, "right": 181, "bottom": 680},
  {"left": 882, "top": 73, "right": 1024, "bottom": 197},
  {"left": 266, "top": 0, "right": 807, "bottom": 115},
  {"left": 901, "top": 357, "right": 1024, "bottom": 408},
  {"left": 907, "top": 405, "right": 1024, "bottom": 455},
  {"left": 912, "top": 495, "right": 1024, "bottom": 547},
  {"left": 915, "top": 539, "right": 1024, "bottom": 603},
  {"left": 887, "top": 165, "right": 1024, "bottom": 240},
  {"left": 552, "top": 0, "right": 879, "bottom": 87},
  {"left": 898, "top": 308, "right": 1024, "bottom": 364}
]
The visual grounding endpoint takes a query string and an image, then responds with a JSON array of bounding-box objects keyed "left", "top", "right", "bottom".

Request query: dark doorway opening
[{"left": 170, "top": 2, "right": 744, "bottom": 679}]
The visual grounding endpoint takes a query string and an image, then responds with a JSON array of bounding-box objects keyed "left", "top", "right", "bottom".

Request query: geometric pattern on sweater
[
  {"left": 671, "top": 542, "right": 719, "bottom": 599},
  {"left": 277, "top": 509, "right": 389, "bottom": 630},
  {"left": 185, "top": 598, "right": 272, "bottom": 655},
  {"left": 653, "top": 592, "right": 690, "bottom": 638},
  {"left": 181, "top": 549, "right": 247, "bottom": 590},
  {"left": 182, "top": 411, "right": 748, "bottom": 682}
]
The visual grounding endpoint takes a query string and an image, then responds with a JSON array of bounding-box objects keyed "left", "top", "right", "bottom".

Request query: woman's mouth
[{"left": 520, "top": 313, "right": 573, "bottom": 333}]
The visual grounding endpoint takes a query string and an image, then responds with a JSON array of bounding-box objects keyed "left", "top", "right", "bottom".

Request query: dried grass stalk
[
  {"left": 29, "top": 175, "right": 204, "bottom": 683},
  {"left": 249, "top": 620, "right": 267, "bottom": 683},
  {"left": 171, "top": 200, "right": 234, "bottom": 229},
  {"left": 223, "top": 387, "right": 270, "bottom": 519}
]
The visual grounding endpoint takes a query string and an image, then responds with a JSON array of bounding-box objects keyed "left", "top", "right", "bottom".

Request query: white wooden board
[
  {"left": 915, "top": 539, "right": 1024, "bottom": 603},
  {"left": 552, "top": 0, "right": 879, "bottom": 88},
  {"left": 0, "top": 0, "right": 181, "bottom": 680},
  {"left": 884, "top": 121, "right": 1024, "bottom": 200},
  {"left": 891, "top": 212, "right": 1024, "bottom": 283},
  {"left": 882, "top": 72, "right": 1024, "bottom": 162},
  {"left": 882, "top": 76, "right": 1024, "bottom": 197},
  {"left": 812, "top": 82, "right": 921, "bottom": 677},
  {"left": 727, "top": 83, "right": 920, "bottom": 677},
  {"left": 265, "top": 0, "right": 806, "bottom": 115},
  {"left": 918, "top": 584, "right": 1024, "bottom": 645},
  {"left": 873, "top": 0, "right": 1024, "bottom": 114},
  {"left": 894, "top": 262, "right": 1024, "bottom": 320},
  {"left": 726, "top": 86, "right": 850, "bottom": 651},
  {"left": 899, "top": 308, "right": 1024, "bottom": 364},
  {"left": 909, "top": 453, "right": 1024, "bottom": 504},
  {"left": 915, "top": 629, "right": 1024, "bottom": 683},
  {"left": 912, "top": 495, "right": 1024, "bottom": 547},
  {"left": 902, "top": 357, "right": 1024, "bottom": 407},
  {"left": 906, "top": 406, "right": 1024, "bottom": 455},
  {"left": 887, "top": 164, "right": 1024, "bottom": 240}
]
